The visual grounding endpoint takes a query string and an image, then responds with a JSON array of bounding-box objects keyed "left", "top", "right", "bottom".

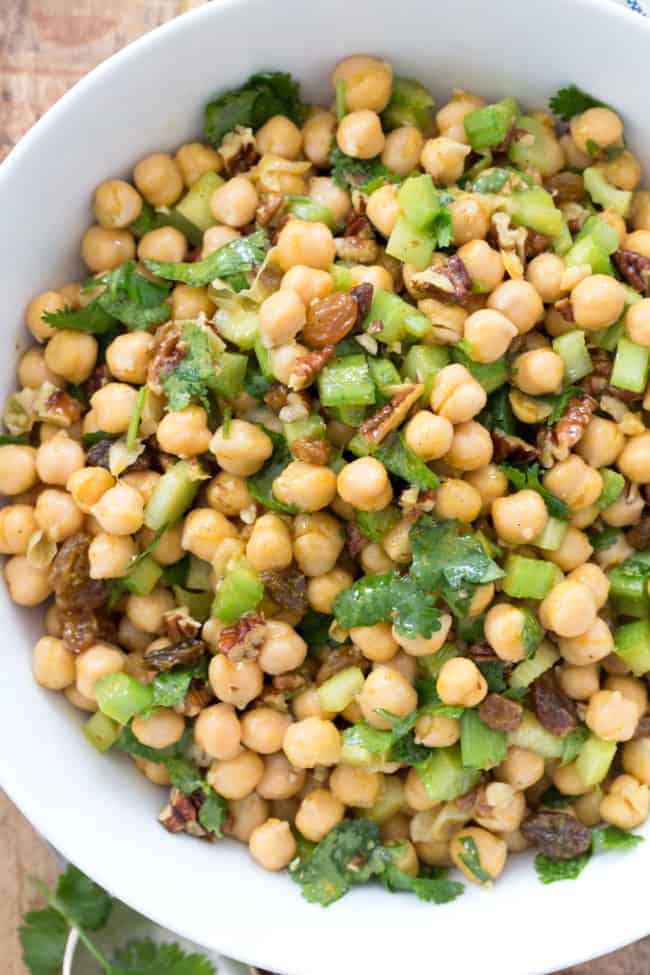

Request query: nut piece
[
  {"left": 538, "top": 391, "right": 597, "bottom": 467},
  {"left": 358, "top": 383, "right": 423, "bottom": 446},
  {"left": 613, "top": 248, "right": 650, "bottom": 293},
  {"left": 218, "top": 611, "right": 267, "bottom": 663},
  {"left": 159, "top": 788, "right": 212, "bottom": 839},
  {"left": 289, "top": 345, "right": 336, "bottom": 391}
]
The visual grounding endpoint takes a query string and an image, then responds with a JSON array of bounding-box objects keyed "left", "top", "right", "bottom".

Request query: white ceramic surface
[{"left": 1, "top": 1, "right": 650, "bottom": 973}]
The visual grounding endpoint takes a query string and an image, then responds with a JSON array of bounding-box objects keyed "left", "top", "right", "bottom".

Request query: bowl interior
[{"left": 1, "top": 1, "right": 649, "bottom": 973}]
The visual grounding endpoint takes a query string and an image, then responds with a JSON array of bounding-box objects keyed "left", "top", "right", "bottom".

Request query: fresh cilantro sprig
[
  {"left": 381, "top": 863, "right": 464, "bottom": 904},
  {"left": 500, "top": 463, "right": 569, "bottom": 520},
  {"left": 144, "top": 229, "right": 269, "bottom": 291},
  {"left": 535, "top": 826, "right": 643, "bottom": 884},
  {"left": 332, "top": 570, "right": 441, "bottom": 640},
  {"left": 549, "top": 84, "right": 609, "bottom": 121},
  {"left": 329, "top": 143, "right": 401, "bottom": 193},
  {"left": 374, "top": 431, "right": 440, "bottom": 491},
  {"left": 204, "top": 71, "right": 305, "bottom": 148},
  {"left": 158, "top": 321, "right": 224, "bottom": 413},
  {"left": 247, "top": 429, "right": 298, "bottom": 514},
  {"left": 458, "top": 836, "right": 493, "bottom": 885},
  {"left": 558, "top": 725, "right": 589, "bottom": 767}
]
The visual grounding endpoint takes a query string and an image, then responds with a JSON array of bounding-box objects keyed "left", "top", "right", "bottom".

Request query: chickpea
[
  {"left": 585, "top": 689, "right": 638, "bottom": 741},
  {"left": 558, "top": 663, "right": 601, "bottom": 701},
  {"left": 336, "top": 110, "right": 385, "bottom": 159},
  {"left": 257, "top": 752, "right": 306, "bottom": 800},
  {"left": 623, "top": 737, "right": 650, "bottom": 785},
  {"left": 89, "top": 383, "right": 138, "bottom": 435},
  {"left": 133, "top": 153, "right": 183, "bottom": 206},
  {"left": 384, "top": 651, "right": 418, "bottom": 684},
  {"left": 270, "top": 461, "right": 337, "bottom": 513},
  {"left": 484, "top": 604, "right": 531, "bottom": 663},
  {"left": 283, "top": 717, "right": 341, "bottom": 768},
  {"left": 44, "top": 330, "right": 98, "bottom": 385},
  {"left": 544, "top": 455, "right": 603, "bottom": 510},
  {"left": 486, "top": 280, "right": 543, "bottom": 336},
  {"left": 444, "top": 421, "right": 493, "bottom": 471},
  {"left": 180, "top": 507, "right": 236, "bottom": 563},
  {"left": 381, "top": 813, "right": 411, "bottom": 844},
  {"left": 291, "top": 686, "right": 334, "bottom": 722},
  {"left": 539, "top": 579, "right": 597, "bottom": 638},
  {"left": 463, "top": 309, "right": 518, "bottom": 364},
  {"left": 456, "top": 240, "right": 504, "bottom": 293},
  {"left": 249, "top": 818, "right": 297, "bottom": 871},
  {"left": 173, "top": 140, "right": 221, "bottom": 185},
  {"left": 91, "top": 483, "right": 144, "bottom": 536},
  {"left": 18, "top": 346, "right": 61, "bottom": 389},
  {"left": 105, "top": 331, "right": 151, "bottom": 385},
  {"left": 392, "top": 613, "right": 452, "bottom": 658},
  {"left": 602, "top": 150, "right": 641, "bottom": 191},
  {"left": 309, "top": 176, "right": 351, "bottom": 226},
  {"left": 209, "top": 654, "right": 263, "bottom": 709},
  {"left": 32, "top": 636, "right": 75, "bottom": 690},
  {"left": 450, "top": 196, "right": 489, "bottom": 246},
  {"left": 359, "top": 666, "right": 417, "bottom": 729},
  {"left": 451, "top": 827, "right": 507, "bottom": 884},
  {"left": 491, "top": 489, "right": 548, "bottom": 545},
  {"left": 349, "top": 264, "right": 395, "bottom": 291},
  {"left": 600, "top": 774, "right": 650, "bottom": 830},
  {"left": 157, "top": 405, "right": 215, "bottom": 459},
  {"left": 137, "top": 225, "right": 186, "bottom": 263},
  {"left": 135, "top": 758, "right": 170, "bottom": 787},
  {"left": 281, "top": 266, "right": 333, "bottom": 305},
  {"left": 268, "top": 341, "right": 309, "bottom": 385},
  {"left": 209, "top": 175, "right": 258, "bottom": 228},
  {"left": 4, "top": 555, "right": 51, "bottom": 606},
  {"left": 75, "top": 644, "right": 125, "bottom": 701},
  {"left": 210, "top": 420, "right": 273, "bottom": 477},
  {"left": 93, "top": 179, "right": 142, "bottom": 229},
  {"left": 132, "top": 707, "right": 184, "bottom": 750},
  {"left": 526, "top": 252, "right": 565, "bottom": 303},
  {"left": 336, "top": 457, "right": 392, "bottom": 512},
  {"left": 420, "top": 137, "right": 470, "bottom": 186},
  {"left": 430, "top": 363, "right": 487, "bottom": 424},
  {"left": 0, "top": 505, "right": 37, "bottom": 555},
  {"left": 255, "top": 114, "right": 302, "bottom": 159},
  {"left": 34, "top": 434, "right": 83, "bottom": 487},
  {"left": 571, "top": 789, "right": 603, "bottom": 828},
  {"left": 404, "top": 410, "right": 453, "bottom": 462},
  {"left": 125, "top": 586, "right": 175, "bottom": 634},
  {"left": 201, "top": 224, "right": 240, "bottom": 257},
  {"left": 307, "top": 566, "right": 353, "bottom": 614},
  {"left": 33, "top": 489, "right": 81, "bottom": 542},
  {"left": 329, "top": 765, "right": 381, "bottom": 809},
  {"left": 120, "top": 470, "right": 160, "bottom": 505},
  {"left": 434, "top": 478, "right": 480, "bottom": 523},
  {"left": 117, "top": 617, "right": 151, "bottom": 653},
  {"left": 379, "top": 126, "right": 423, "bottom": 177},
  {"left": 257, "top": 619, "right": 307, "bottom": 676},
  {"left": 415, "top": 714, "right": 460, "bottom": 749},
  {"left": 573, "top": 417, "right": 624, "bottom": 471},
  {"left": 570, "top": 274, "right": 626, "bottom": 330},
  {"left": 81, "top": 225, "right": 135, "bottom": 272},
  {"left": 26, "top": 290, "right": 65, "bottom": 342},
  {"left": 570, "top": 107, "right": 623, "bottom": 155},
  {"left": 604, "top": 676, "right": 647, "bottom": 718},
  {"left": 169, "top": 285, "right": 215, "bottom": 323},
  {"left": 474, "top": 782, "right": 526, "bottom": 833},
  {"left": 0, "top": 445, "right": 37, "bottom": 497},
  {"left": 293, "top": 512, "right": 344, "bottom": 577},
  {"left": 566, "top": 563, "right": 609, "bottom": 610},
  {"left": 360, "top": 541, "right": 396, "bottom": 575},
  {"left": 437, "top": 657, "right": 487, "bottom": 707},
  {"left": 206, "top": 472, "right": 253, "bottom": 517},
  {"left": 332, "top": 55, "right": 393, "bottom": 113},
  {"left": 618, "top": 432, "right": 650, "bottom": 483},
  {"left": 240, "top": 708, "right": 292, "bottom": 755},
  {"left": 350, "top": 622, "right": 399, "bottom": 663},
  {"left": 302, "top": 111, "right": 337, "bottom": 167},
  {"left": 244, "top": 512, "right": 291, "bottom": 572},
  {"left": 465, "top": 464, "right": 508, "bottom": 513},
  {"left": 546, "top": 526, "right": 593, "bottom": 574},
  {"left": 207, "top": 748, "right": 264, "bottom": 800},
  {"left": 436, "top": 92, "right": 485, "bottom": 142},
  {"left": 258, "top": 288, "right": 306, "bottom": 347},
  {"left": 64, "top": 685, "right": 97, "bottom": 713},
  {"left": 275, "top": 219, "right": 336, "bottom": 271},
  {"left": 496, "top": 747, "right": 544, "bottom": 791},
  {"left": 511, "top": 348, "right": 564, "bottom": 396},
  {"left": 382, "top": 517, "right": 412, "bottom": 564},
  {"left": 228, "top": 793, "right": 269, "bottom": 844},
  {"left": 295, "top": 788, "right": 344, "bottom": 843}
]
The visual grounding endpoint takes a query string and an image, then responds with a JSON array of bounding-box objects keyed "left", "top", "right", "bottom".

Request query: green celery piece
[
  {"left": 121, "top": 555, "right": 162, "bottom": 596},
  {"left": 534, "top": 516, "right": 568, "bottom": 551},
  {"left": 417, "top": 745, "right": 481, "bottom": 800},
  {"left": 401, "top": 344, "right": 450, "bottom": 402},
  {"left": 506, "top": 187, "right": 563, "bottom": 237},
  {"left": 129, "top": 201, "right": 203, "bottom": 247},
  {"left": 597, "top": 468, "right": 625, "bottom": 509},
  {"left": 460, "top": 710, "right": 507, "bottom": 770},
  {"left": 584, "top": 166, "right": 632, "bottom": 216},
  {"left": 608, "top": 568, "right": 649, "bottom": 619},
  {"left": 332, "top": 405, "right": 367, "bottom": 426},
  {"left": 212, "top": 557, "right": 263, "bottom": 623},
  {"left": 502, "top": 554, "right": 559, "bottom": 600},
  {"left": 464, "top": 97, "right": 518, "bottom": 150},
  {"left": 317, "top": 667, "right": 365, "bottom": 714},
  {"left": 364, "top": 288, "right": 432, "bottom": 345},
  {"left": 564, "top": 235, "right": 613, "bottom": 276},
  {"left": 144, "top": 229, "right": 269, "bottom": 289},
  {"left": 575, "top": 734, "right": 617, "bottom": 787},
  {"left": 283, "top": 413, "right": 327, "bottom": 445},
  {"left": 368, "top": 357, "right": 402, "bottom": 397},
  {"left": 615, "top": 619, "right": 650, "bottom": 676},
  {"left": 552, "top": 330, "right": 593, "bottom": 382},
  {"left": 186, "top": 555, "right": 212, "bottom": 591},
  {"left": 507, "top": 115, "right": 558, "bottom": 177},
  {"left": 418, "top": 643, "right": 459, "bottom": 679},
  {"left": 356, "top": 507, "right": 400, "bottom": 543},
  {"left": 254, "top": 337, "right": 273, "bottom": 377},
  {"left": 381, "top": 77, "right": 434, "bottom": 132},
  {"left": 286, "top": 195, "right": 335, "bottom": 227},
  {"left": 175, "top": 170, "right": 224, "bottom": 231},
  {"left": 172, "top": 586, "right": 213, "bottom": 622},
  {"left": 144, "top": 460, "right": 203, "bottom": 530},
  {"left": 386, "top": 215, "right": 435, "bottom": 270},
  {"left": 95, "top": 673, "right": 154, "bottom": 723},
  {"left": 317, "top": 355, "right": 375, "bottom": 407},
  {"left": 509, "top": 642, "right": 560, "bottom": 689},
  {"left": 553, "top": 220, "right": 573, "bottom": 256},
  {"left": 213, "top": 295, "right": 259, "bottom": 349},
  {"left": 366, "top": 776, "right": 407, "bottom": 824},
  {"left": 576, "top": 215, "right": 619, "bottom": 255},
  {"left": 460, "top": 150, "right": 493, "bottom": 189},
  {"left": 610, "top": 337, "right": 650, "bottom": 393},
  {"left": 83, "top": 711, "right": 120, "bottom": 752},
  {"left": 397, "top": 174, "right": 441, "bottom": 232},
  {"left": 374, "top": 431, "right": 440, "bottom": 491},
  {"left": 507, "top": 710, "right": 563, "bottom": 759},
  {"left": 331, "top": 264, "right": 354, "bottom": 291},
  {"left": 451, "top": 345, "right": 508, "bottom": 393},
  {"left": 212, "top": 351, "right": 247, "bottom": 399},
  {"left": 591, "top": 320, "right": 625, "bottom": 352}
]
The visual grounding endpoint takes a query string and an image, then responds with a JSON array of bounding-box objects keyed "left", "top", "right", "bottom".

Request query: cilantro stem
[
  {"left": 126, "top": 386, "right": 148, "bottom": 452},
  {"left": 335, "top": 79, "right": 346, "bottom": 120},
  {"left": 72, "top": 925, "right": 112, "bottom": 973}
]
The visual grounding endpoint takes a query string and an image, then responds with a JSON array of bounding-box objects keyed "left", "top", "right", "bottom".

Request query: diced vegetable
[
  {"left": 95, "top": 674, "right": 154, "bottom": 724},
  {"left": 317, "top": 355, "right": 376, "bottom": 407},
  {"left": 597, "top": 468, "right": 625, "bottom": 509},
  {"left": 534, "top": 517, "right": 568, "bottom": 551},
  {"left": 120, "top": 555, "right": 163, "bottom": 596},
  {"left": 417, "top": 745, "right": 482, "bottom": 801},
  {"left": 460, "top": 709, "right": 508, "bottom": 770},
  {"left": 144, "top": 460, "right": 203, "bottom": 531},
  {"left": 317, "top": 667, "right": 365, "bottom": 714},
  {"left": 464, "top": 97, "right": 518, "bottom": 150},
  {"left": 83, "top": 711, "right": 120, "bottom": 752},
  {"left": 575, "top": 215, "right": 619, "bottom": 255},
  {"left": 552, "top": 330, "right": 593, "bottom": 383},
  {"left": 608, "top": 568, "right": 649, "bottom": 618},
  {"left": 401, "top": 344, "right": 450, "bottom": 401},
  {"left": 564, "top": 235, "right": 613, "bottom": 276},
  {"left": 175, "top": 171, "right": 224, "bottom": 231},
  {"left": 575, "top": 734, "right": 617, "bottom": 788},
  {"left": 502, "top": 554, "right": 559, "bottom": 600},
  {"left": 610, "top": 337, "right": 650, "bottom": 393},
  {"left": 397, "top": 174, "right": 442, "bottom": 232},
  {"left": 381, "top": 77, "right": 434, "bottom": 132},
  {"left": 584, "top": 166, "right": 632, "bottom": 217},
  {"left": 364, "top": 288, "right": 432, "bottom": 345},
  {"left": 386, "top": 215, "right": 435, "bottom": 270},
  {"left": 212, "top": 558, "right": 264, "bottom": 623},
  {"left": 506, "top": 187, "right": 563, "bottom": 237},
  {"left": 509, "top": 642, "right": 560, "bottom": 689},
  {"left": 507, "top": 710, "right": 563, "bottom": 759},
  {"left": 283, "top": 414, "right": 327, "bottom": 445},
  {"left": 615, "top": 619, "right": 650, "bottom": 676}
]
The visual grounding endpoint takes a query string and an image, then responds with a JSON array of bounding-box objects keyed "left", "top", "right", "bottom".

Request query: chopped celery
[
  {"left": 317, "top": 667, "right": 365, "bottom": 713},
  {"left": 506, "top": 187, "right": 563, "bottom": 237},
  {"left": 356, "top": 507, "right": 400, "bottom": 542},
  {"left": 552, "top": 220, "right": 573, "bottom": 256},
  {"left": 507, "top": 710, "right": 563, "bottom": 759},
  {"left": 608, "top": 568, "right": 649, "bottom": 618},
  {"left": 502, "top": 554, "right": 558, "bottom": 600},
  {"left": 591, "top": 320, "right": 625, "bottom": 352},
  {"left": 509, "top": 641, "right": 560, "bottom": 689},
  {"left": 417, "top": 745, "right": 482, "bottom": 801},
  {"left": 461, "top": 151, "right": 493, "bottom": 188},
  {"left": 340, "top": 729, "right": 388, "bottom": 768},
  {"left": 175, "top": 171, "right": 223, "bottom": 231},
  {"left": 451, "top": 345, "right": 508, "bottom": 393},
  {"left": 464, "top": 97, "right": 518, "bottom": 150},
  {"left": 534, "top": 516, "right": 568, "bottom": 551},
  {"left": 381, "top": 77, "right": 434, "bottom": 132},
  {"left": 186, "top": 555, "right": 212, "bottom": 591},
  {"left": 584, "top": 166, "right": 632, "bottom": 217},
  {"left": 368, "top": 357, "right": 402, "bottom": 397},
  {"left": 622, "top": 284, "right": 643, "bottom": 307},
  {"left": 212, "top": 351, "right": 247, "bottom": 399},
  {"left": 460, "top": 710, "right": 507, "bottom": 770},
  {"left": 212, "top": 296, "right": 259, "bottom": 350},
  {"left": 615, "top": 619, "right": 650, "bottom": 676},
  {"left": 283, "top": 413, "right": 327, "bottom": 444},
  {"left": 254, "top": 337, "right": 273, "bottom": 377},
  {"left": 597, "top": 468, "right": 625, "bottom": 509},
  {"left": 95, "top": 673, "right": 153, "bottom": 724},
  {"left": 575, "top": 734, "right": 616, "bottom": 788},
  {"left": 172, "top": 586, "right": 212, "bottom": 621},
  {"left": 83, "top": 711, "right": 120, "bottom": 753},
  {"left": 564, "top": 235, "right": 613, "bottom": 276},
  {"left": 397, "top": 174, "right": 441, "bottom": 232},
  {"left": 332, "top": 405, "right": 367, "bottom": 426},
  {"left": 507, "top": 115, "right": 557, "bottom": 176},
  {"left": 121, "top": 555, "right": 162, "bottom": 596},
  {"left": 610, "top": 337, "right": 650, "bottom": 393},
  {"left": 386, "top": 215, "right": 435, "bottom": 270},
  {"left": 401, "top": 344, "right": 450, "bottom": 401},
  {"left": 144, "top": 460, "right": 203, "bottom": 531},
  {"left": 330, "top": 264, "right": 354, "bottom": 291},
  {"left": 576, "top": 215, "right": 619, "bottom": 255},
  {"left": 212, "top": 557, "right": 263, "bottom": 623},
  {"left": 317, "top": 355, "right": 376, "bottom": 407},
  {"left": 363, "top": 288, "right": 431, "bottom": 345},
  {"left": 552, "top": 330, "right": 593, "bottom": 382},
  {"left": 366, "top": 775, "right": 405, "bottom": 823},
  {"left": 286, "top": 195, "right": 335, "bottom": 227}
]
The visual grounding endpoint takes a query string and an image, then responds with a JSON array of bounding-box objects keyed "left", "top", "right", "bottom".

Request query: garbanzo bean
[
  {"left": 617, "top": 432, "right": 650, "bottom": 483},
  {"left": 444, "top": 420, "right": 493, "bottom": 471},
  {"left": 570, "top": 274, "right": 626, "bottom": 330},
  {"left": 274, "top": 461, "right": 338, "bottom": 512},
  {"left": 75, "top": 644, "right": 125, "bottom": 702},
  {"left": 600, "top": 774, "right": 650, "bottom": 830},
  {"left": 94, "top": 179, "right": 143, "bottom": 228},
  {"left": 456, "top": 239, "right": 504, "bottom": 292},
  {"left": 570, "top": 107, "right": 623, "bottom": 155},
  {"left": 209, "top": 654, "right": 263, "bottom": 709},
  {"left": 359, "top": 666, "right": 417, "bottom": 729},
  {"left": 295, "top": 788, "right": 344, "bottom": 843},
  {"left": 430, "top": 363, "right": 487, "bottom": 424},
  {"left": 421, "top": 137, "right": 471, "bottom": 185},
  {"left": 405, "top": 410, "right": 454, "bottom": 461},
  {"left": 623, "top": 738, "right": 650, "bottom": 785},
  {"left": 275, "top": 219, "right": 335, "bottom": 271},
  {"left": 303, "top": 111, "right": 337, "bottom": 167},
  {"left": 337, "top": 456, "right": 392, "bottom": 511},
  {"left": 207, "top": 748, "right": 264, "bottom": 800},
  {"left": 558, "top": 663, "right": 601, "bottom": 701},
  {"left": 437, "top": 657, "right": 487, "bottom": 707},
  {"left": 32, "top": 636, "right": 76, "bottom": 690},
  {"left": 492, "top": 489, "right": 548, "bottom": 544},
  {"left": 4, "top": 556, "right": 51, "bottom": 606},
  {"left": 539, "top": 579, "right": 597, "bottom": 638},
  {"left": 249, "top": 818, "right": 297, "bottom": 870},
  {"left": 210, "top": 175, "right": 259, "bottom": 228},
  {"left": 293, "top": 512, "right": 344, "bottom": 577},
  {"left": 256, "top": 115, "right": 303, "bottom": 159},
  {"left": 137, "top": 225, "right": 187, "bottom": 263},
  {"left": 0, "top": 505, "right": 37, "bottom": 554},
  {"left": 133, "top": 153, "right": 183, "bottom": 206},
  {"left": 525, "top": 252, "right": 565, "bottom": 303},
  {"left": 449, "top": 197, "right": 489, "bottom": 246},
  {"left": 512, "top": 348, "right": 564, "bottom": 395},
  {"left": 586, "top": 689, "right": 639, "bottom": 741},
  {"left": 210, "top": 420, "right": 273, "bottom": 476},
  {"left": 496, "top": 747, "right": 544, "bottom": 791},
  {"left": 451, "top": 827, "right": 507, "bottom": 884},
  {"left": 45, "top": 330, "right": 98, "bottom": 385},
  {"left": 484, "top": 604, "right": 530, "bottom": 663},
  {"left": 283, "top": 717, "right": 342, "bottom": 768},
  {"left": 435, "top": 478, "right": 482, "bottom": 523}
]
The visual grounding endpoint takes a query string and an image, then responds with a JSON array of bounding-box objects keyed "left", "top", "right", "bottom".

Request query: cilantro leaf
[
  {"left": 42, "top": 299, "right": 117, "bottom": 335},
  {"left": 111, "top": 939, "right": 215, "bottom": 975},
  {"left": 549, "top": 84, "right": 609, "bottom": 121},
  {"left": 542, "top": 385, "right": 583, "bottom": 425},
  {"left": 205, "top": 71, "right": 305, "bottom": 148},
  {"left": 0, "top": 433, "right": 30, "bottom": 445},
  {"left": 458, "top": 835, "right": 493, "bottom": 885},
  {"left": 382, "top": 864, "right": 464, "bottom": 904},
  {"left": 499, "top": 463, "right": 569, "bottom": 520},
  {"left": 19, "top": 908, "right": 68, "bottom": 975},
  {"left": 521, "top": 610, "right": 543, "bottom": 658},
  {"left": 332, "top": 570, "right": 441, "bottom": 640},
  {"left": 159, "top": 321, "right": 224, "bottom": 412},
  {"left": 539, "top": 785, "right": 572, "bottom": 810},
  {"left": 374, "top": 431, "right": 440, "bottom": 491},
  {"left": 247, "top": 429, "right": 297, "bottom": 514},
  {"left": 591, "top": 826, "right": 644, "bottom": 853},
  {"left": 197, "top": 792, "right": 228, "bottom": 838},
  {"left": 144, "top": 229, "right": 269, "bottom": 290},
  {"left": 342, "top": 721, "right": 393, "bottom": 756},
  {"left": 559, "top": 725, "right": 589, "bottom": 767},
  {"left": 290, "top": 818, "right": 387, "bottom": 905},
  {"left": 164, "top": 756, "right": 205, "bottom": 795},
  {"left": 115, "top": 723, "right": 192, "bottom": 763},
  {"left": 477, "top": 660, "right": 507, "bottom": 694},
  {"left": 150, "top": 669, "right": 195, "bottom": 709},
  {"left": 329, "top": 143, "right": 400, "bottom": 193},
  {"left": 431, "top": 205, "right": 453, "bottom": 249},
  {"left": 387, "top": 730, "right": 430, "bottom": 765},
  {"left": 535, "top": 851, "right": 591, "bottom": 884},
  {"left": 55, "top": 865, "right": 112, "bottom": 931}
]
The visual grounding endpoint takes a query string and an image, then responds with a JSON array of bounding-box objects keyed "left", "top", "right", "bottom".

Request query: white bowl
[{"left": 1, "top": 1, "right": 650, "bottom": 972}]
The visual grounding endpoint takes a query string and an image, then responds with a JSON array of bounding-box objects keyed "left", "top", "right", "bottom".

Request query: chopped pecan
[
  {"left": 290, "top": 437, "right": 330, "bottom": 464},
  {"left": 350, "top": 282, "right": 373, "bottom": 323},
  {"left": 627, "top": 515, "right": 650, "bottom": 550},
  {"left": 343, "top": 206, "right": 374, "bottom": 239},
  {"left": 409, "top": 254, "right": 472, "bottom": 304},
  {"left": 42, "top": 389, "right": 82, "bottom": 428},
  {"left": 491, "top": 430, "right": 539, "bottom": 465},
  {"left": 259, "top": 688, "right": 290, "bottom": 712},
  {"left": 163, "top": 607, "right": 202, "bottom": 643},
  {"left": 479, "top": 693, "right": 524, "bottom": 732},
  {"left": 260, "top": 569, "right": 307, "bottom": 612},
  {"left": 147, "top": 322, "right": 184, "bottom": 394},
  {"left": 85, "top": 364, "right": 111, "bottom": 396},
  {"left": 538, "top": 391, "right": 597, "bottom": 467},
  {"left": 178, "top": 681, "right": 215, "bottom": 717},
  {"left": 489, "top": 212, "right": 528, "bottom": 265},
  {"left": 613, "top": 248, "right": 650, "bottom": 293},
  {"left": 578, "top": 348, "right": 612, "bottom": 397},
  {"left": 272, "top": 672, "right": 308, "bottom": 692},
  {"left": 334, "top": 236, "right": 380, "bottom": 264},
  {"left": 255, "top": 192, "right": 285, "bottom": 227},
  {"left": 316, "top": 645, "right": 369, "bottom": 685},
  {"left": 303, "top": 292, "right": 359, "bottom": 349},
  {"left": 545, "top": 171, "right": 585, "bottom": 205},
  {"left": 358, "top": 383, "right": 423, "bottom": 445},
  {"left": 604, "top": 384, "right": 643, "bottom": 404},
  {"left": 144, "top": 637, "right": 207, "bottom": 672},
  {"left": 521, "top": 811, "right": 591, "bottom": 861},
  {"left": 346, "top": 521, "right": 366, "bottom": 558},
  {"left": 159, "top": 788, "right": 212, "bottom": 839},
  {"left": 288, "top": 345, "right": 336, "bottom": 391},
  {"left": 218, "top": 611, "right": 267, "bottom": 662},
  {"left": 530, "top": 673, "right": 577, "bottom": 737},
  {"left": 219, "top": 125, "right": 259, "bottom": 176}
]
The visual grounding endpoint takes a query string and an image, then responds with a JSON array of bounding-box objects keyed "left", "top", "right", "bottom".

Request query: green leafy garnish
[
  {"left": 247, "top": 429, "right": 297, "bottom": 514},
  {"left": 204, "top": 71, "right": 305, "bottom": 148},
  {"left": 290, "top": 818, "right": 387, "bottom": 905},
  {"left": 332, "top": 570, "right": 441, "bottom": 640},
  {"left": 535, "top": 826, "right": 643, "bottom": 884},
  {"left": 144, "top": 229, "right": 269, "bottom": 291},
  {"left": 539, "top": 785, "right": 572, "bottom": 810},
  {"left": 382, "top": 864, "right": 464, "bottom": 904},
  {"left": 19, "top": 907, "right": 69, "bottom": 975},
  {"left": 591, "top": 825, "right": 644, "bottom": 853},
  {"left": 549, "top": 84, "right": 609, "bottom": 121},
  {"left": 0, "top": 433, "right": 30, "bottom": 445},
  {"left": 373, "top": 431, "right": 440, "bottom": 490},
  {"left": 559, "top": 725, "right": 589, "bottom": 767},
  {"left": 458, "top": 836, "right": 493, "bottom": 885},
  {"left": 82, "top": 430, "right": 113, "bottom": 447},
  {"left": 126, "top": 386, "right": 147, "bottom": 451},
  {"left": 521, "top": 610, "right": 543, "bottom": 658},
  {"left": 112, "top": 941, "right": 215, "bottom": 975},
  {"left": 159, "top": 321, "right": 224, "bottom": 412},
  {"left": 500, "top": 463, "right": 569, "bottom": 520},
  {"left": 329, "top": 143, "right": 400, "bottom": 193}
]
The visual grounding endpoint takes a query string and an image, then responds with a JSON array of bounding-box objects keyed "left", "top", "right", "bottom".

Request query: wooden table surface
[{"left": 1, "top": 2, "right": 649, "bottom": 972}]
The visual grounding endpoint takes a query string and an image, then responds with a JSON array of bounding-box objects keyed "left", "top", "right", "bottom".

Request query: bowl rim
[{"left": 3, "top": 1, "right": 650, "bottom": 973}]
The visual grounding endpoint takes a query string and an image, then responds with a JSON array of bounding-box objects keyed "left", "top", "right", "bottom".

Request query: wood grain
[{"left": 1, "top": 1, "right": 649, "bottom": 972}]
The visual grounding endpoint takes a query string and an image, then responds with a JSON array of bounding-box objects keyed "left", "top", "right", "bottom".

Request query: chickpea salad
[{"left": 4, "top": 58, "right": 650, "bottom": 905}]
